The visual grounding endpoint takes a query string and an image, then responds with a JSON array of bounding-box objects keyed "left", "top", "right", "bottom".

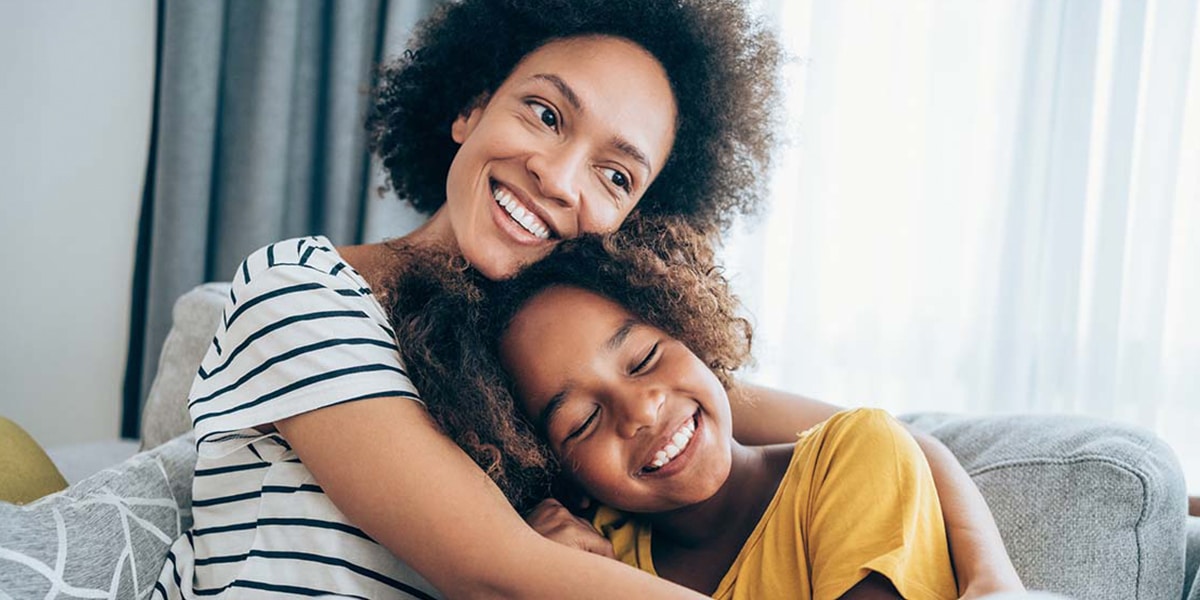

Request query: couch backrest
[{"left": 140, "top": 283, "right": 230, "bottom": 450}]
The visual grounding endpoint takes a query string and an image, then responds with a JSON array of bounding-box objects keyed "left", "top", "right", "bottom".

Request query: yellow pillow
[{"left": 0, "top": 417, "right": 68, "bottom": 504}]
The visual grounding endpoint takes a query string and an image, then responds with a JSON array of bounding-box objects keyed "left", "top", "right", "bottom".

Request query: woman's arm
[
  {"left": 911, "top": 430, "right": 1024, "bottom": 598},
  {"left": 839, "top": 572, "right": 902, "bottom": 599},
  {"left": 727, "top": 382, "right": 840, "bottom": 444},
  {"left": 729, "top": 382, "right": 1024, "bottom": 598},
  {"left": 277, "top": 396, "right": 704, "bottom": 600}
]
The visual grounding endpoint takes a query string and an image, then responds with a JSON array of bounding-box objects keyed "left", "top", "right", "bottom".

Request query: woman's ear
[{"left": 451, "top": 93, "right": 491, "bottom": 144}]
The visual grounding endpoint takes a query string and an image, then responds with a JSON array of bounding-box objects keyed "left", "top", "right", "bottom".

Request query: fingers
[{"left": 524, "top": 498, "right": 615, "bottom": 559}]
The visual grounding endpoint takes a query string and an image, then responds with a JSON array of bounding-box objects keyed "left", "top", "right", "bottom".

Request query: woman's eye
[
  {"left": 632, "top": 343, "right": 659, "bottom": 374},
  {"left": 566, "top": 407, "right": 599, "bottom": 442},
  {"left": 601, "top": 167, "right": 631, "bottom": 193},
  {"left": 529, "top": 101, "right": 558, "bottom": 130}
]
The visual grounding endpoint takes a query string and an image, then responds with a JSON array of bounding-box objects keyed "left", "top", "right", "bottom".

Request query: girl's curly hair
[
  {"left": 366, "top": 0, "right": 782, "bottom": 233},
  {"left": 381, "top": 217, "right": 753, "bottom": 510}
]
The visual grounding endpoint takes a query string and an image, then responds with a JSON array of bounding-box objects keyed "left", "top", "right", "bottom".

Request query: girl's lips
[{"left": 637, "top": 411, "right": 702, "bottom": 479}]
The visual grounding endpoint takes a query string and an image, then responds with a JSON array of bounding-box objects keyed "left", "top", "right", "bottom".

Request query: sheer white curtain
[{"left": 729, "top": 0, "right": 1200, "bottom": 492}]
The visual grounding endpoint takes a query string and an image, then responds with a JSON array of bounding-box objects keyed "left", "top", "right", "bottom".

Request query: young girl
[{"left": 388, "top": 218, "right": 960, "bottom": 599}]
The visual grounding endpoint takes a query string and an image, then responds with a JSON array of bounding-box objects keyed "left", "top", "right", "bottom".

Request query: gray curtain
[{"left": 123, "top": 0, "right": 436, "bottom": 436}]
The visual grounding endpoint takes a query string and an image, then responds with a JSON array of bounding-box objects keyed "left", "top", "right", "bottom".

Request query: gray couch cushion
[
  {"left": 140, "top": 283, "right": 228, "bottom": 450},
  {"left": 903, "top": 413, "right": 1187, "bottom": 600},
  {"left": 1187, "top": 518, "right": 1200, "bottom": 600},
  {"left": 0, "top": 433, "right": 197, "bottom": 598}
]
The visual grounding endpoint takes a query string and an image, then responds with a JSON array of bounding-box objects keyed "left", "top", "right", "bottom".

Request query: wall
[{"left": 0, "top": 0, "right": 157, "bottom": 446}]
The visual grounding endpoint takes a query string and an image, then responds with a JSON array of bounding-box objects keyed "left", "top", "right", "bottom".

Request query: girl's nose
[{"left": 615, "top": 387, "right": 665, "bottom": 439}]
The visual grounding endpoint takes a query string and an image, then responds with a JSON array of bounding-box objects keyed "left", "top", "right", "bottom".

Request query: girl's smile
[
  {"left": 636, "top": 410, "right": 703, "bottom": 479},
  {"left": 500, "top": 285, "right": 734, "bottom": 514}
]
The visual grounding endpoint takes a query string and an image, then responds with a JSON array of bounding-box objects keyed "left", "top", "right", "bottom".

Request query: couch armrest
[
  {"left": 140, "top": 283, "right": 230, "bottom": 450},
  {"left": 903, "top": 413, "right": 1188, "bottom": 600}
]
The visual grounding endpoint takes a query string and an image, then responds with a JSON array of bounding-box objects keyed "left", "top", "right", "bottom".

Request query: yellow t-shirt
[{"left": 594, "top": 408, "right": 957, "bottom": 600}]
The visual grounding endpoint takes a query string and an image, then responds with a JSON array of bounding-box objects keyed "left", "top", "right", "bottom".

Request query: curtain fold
[
  {"left": 124, "top": 0, "right": 435, "bottom": 436},
  {"left": 735, "top": 0, "right": 1199, "bottom": 490}
]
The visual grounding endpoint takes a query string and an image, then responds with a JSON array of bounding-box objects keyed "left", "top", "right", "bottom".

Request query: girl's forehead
[
  {"left": 503, "top": 286, "right": 633, "bottom": 359},
  {"left": 516, "top": 285, "right": 628, "bottom": 327}
]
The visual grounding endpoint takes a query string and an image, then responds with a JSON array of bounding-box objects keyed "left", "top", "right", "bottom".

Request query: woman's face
[
  {"left": 441, "top": 35, "right": 677, "bottom": 279},
  {"left": 499, "top": 286, "right": 734, "bottom": 514}
]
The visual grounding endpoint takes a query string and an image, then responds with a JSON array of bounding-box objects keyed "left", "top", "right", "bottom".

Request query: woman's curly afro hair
[
  {"left": 366, "top": 0, "right": 782, "bottom": 233},
  {"left": 380, "top": 217, "right": 753, "bottom": 510}
]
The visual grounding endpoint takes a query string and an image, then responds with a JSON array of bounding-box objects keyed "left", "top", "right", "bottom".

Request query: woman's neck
[
  {"left": 337, "top": 208, "right": 457, "bottom": 290},
  {"left": 645, "top": 440, "right": 793, "bottom": 548}
]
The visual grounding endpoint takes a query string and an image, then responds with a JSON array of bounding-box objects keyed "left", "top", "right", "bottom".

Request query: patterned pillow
[{"left": 0, "top": 433, "right": 196, "bottom": 599}]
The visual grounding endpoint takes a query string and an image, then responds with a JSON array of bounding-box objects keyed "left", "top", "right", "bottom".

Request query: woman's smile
[
  {"left": 490, "top": 179, "right": 553, "bottom": 242},
  {"left": 434, "top": 35, "right": 678, "bottom": 280}
]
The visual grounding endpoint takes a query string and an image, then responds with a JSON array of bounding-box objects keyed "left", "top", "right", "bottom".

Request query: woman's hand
[{"left": 524, "top": 498, "right": 616, "bottom": 559}]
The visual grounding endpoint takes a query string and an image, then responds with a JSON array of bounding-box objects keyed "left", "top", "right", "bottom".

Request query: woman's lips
[{"left": 490, "top": 179, "right": 551, "bottom": 242}]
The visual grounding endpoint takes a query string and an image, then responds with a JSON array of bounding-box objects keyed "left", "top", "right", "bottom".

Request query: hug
[{"left": 0, "top": 0, "right": 1194, "bottom": 598}]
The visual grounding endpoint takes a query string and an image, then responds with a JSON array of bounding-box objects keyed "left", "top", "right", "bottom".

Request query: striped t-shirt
[{"left": 154, "top": 236, "right": 440, "bottom": 599}]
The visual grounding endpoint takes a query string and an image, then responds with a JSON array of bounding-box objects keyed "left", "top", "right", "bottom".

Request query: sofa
[{"left": 2, "top": 282, "right": 1198, "bottom": 599}]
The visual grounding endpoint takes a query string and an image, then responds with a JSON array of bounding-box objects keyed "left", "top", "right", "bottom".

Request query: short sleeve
[
  {"left": 801, "top": 409, "right": 957, "bottom": 600},
  {"left": 187, "top": 237, "right": 420, "bottom": 455}
]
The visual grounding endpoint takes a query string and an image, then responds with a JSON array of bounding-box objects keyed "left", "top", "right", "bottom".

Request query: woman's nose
[
  {"left": 615, "top": 387, "right": 665, "bottom": 439},
  {"left": 527, "top": 146, "right": 583, "bottom": 210}
]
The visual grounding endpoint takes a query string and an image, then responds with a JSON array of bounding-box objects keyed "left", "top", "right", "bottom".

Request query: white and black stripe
[{"left": 154, "top": 236, "right": 438, "bottom": 599}]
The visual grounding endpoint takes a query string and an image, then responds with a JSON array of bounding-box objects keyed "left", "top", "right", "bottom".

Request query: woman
[{"left": 155, "top": 0, "right": 1021, "bottom": 598}]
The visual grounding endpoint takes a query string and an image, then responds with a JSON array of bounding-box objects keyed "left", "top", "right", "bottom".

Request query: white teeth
[
  {"left": 492, "top": 184, "right": 550, "bottom": 240},
  {"left": 644, "top": 417, "right": 697, "bottom": 472}
]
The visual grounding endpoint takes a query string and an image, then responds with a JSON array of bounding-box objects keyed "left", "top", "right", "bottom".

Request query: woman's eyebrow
[
  {"left": 528, "top": 74, "right": 651, "bottom": 173},
  {"left": 610, "top": 137, "right": 651, "bottom": 174},
  {"left": 530, "top": 73, "right": 582, "bottom": 111}
]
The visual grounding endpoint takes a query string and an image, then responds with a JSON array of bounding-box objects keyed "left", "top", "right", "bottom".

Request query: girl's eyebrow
[
  {"left": 605, "top": 318, "right": 640, "bottom": 351},
  {"left": 537, "top": 318, "right": 640, "bottom": 433},
  {"left": 538, "top": 386, "right": 573, "bottom": 435}
]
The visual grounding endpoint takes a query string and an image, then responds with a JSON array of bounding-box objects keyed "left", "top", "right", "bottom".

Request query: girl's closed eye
[
  {"left": 631, "top": 342, "right": 660, "bottom": 374},
  {"left": 565, "top": 406, "right": 600, "bottom": 444}
]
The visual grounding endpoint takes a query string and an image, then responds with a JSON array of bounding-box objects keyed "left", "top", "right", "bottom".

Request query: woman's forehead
[{"left": 500, "top": 35, "right": 678, "bottom": 173}]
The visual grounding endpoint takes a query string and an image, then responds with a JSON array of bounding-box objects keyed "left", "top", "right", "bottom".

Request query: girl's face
[
  {"left": 499, "top": 286, "right": 734, "bottom": 514},
  {"left": 438, "top": 36, "right": 677, "bottom": 280}
]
